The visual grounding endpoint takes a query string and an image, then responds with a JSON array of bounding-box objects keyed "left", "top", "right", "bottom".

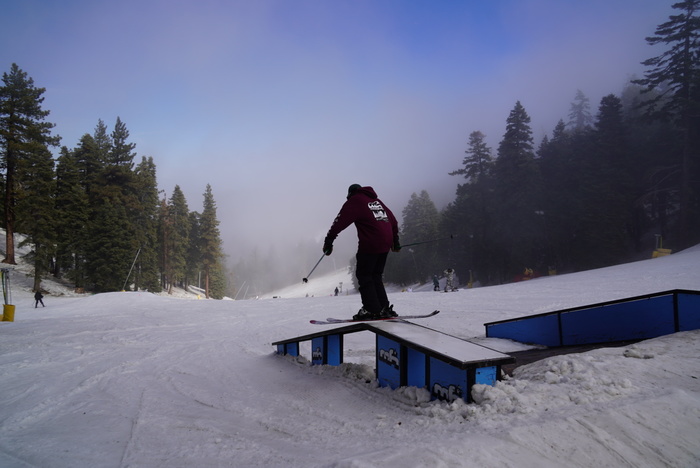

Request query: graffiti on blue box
[
  {"left": 430, "top": 357, "right": 468, "bottom": 403},
  {"left": 376, "top": 336, "right": 402, "bottom": 389},
  {"left": 379, "top": 347, "right": 400, "bottom": 369},
  {"left": 432, "top": 382, "right": 463, "bottom": 402}
]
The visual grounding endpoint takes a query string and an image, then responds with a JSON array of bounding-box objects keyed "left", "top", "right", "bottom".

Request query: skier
[
  {"left": 323, "top": 184, "right": 400, "bottom": 320},
  {"left": 432, "top": 274, "right": 440, "bottom": 291},
  {"left": 34, "top": 290, "right": 45, "bottom": 308},
  {"left": 444, "top": 268, "right": 457, "bottom": 292}
]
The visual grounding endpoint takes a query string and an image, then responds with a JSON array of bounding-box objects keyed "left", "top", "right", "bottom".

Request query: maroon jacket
[{"left": 326, "top": 186, "right": 399, "bottom": 254}]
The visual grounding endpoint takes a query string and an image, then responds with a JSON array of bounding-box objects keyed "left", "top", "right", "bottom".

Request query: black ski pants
[{"left": 355, "top": 251, "right": 389, "bottom": 314}]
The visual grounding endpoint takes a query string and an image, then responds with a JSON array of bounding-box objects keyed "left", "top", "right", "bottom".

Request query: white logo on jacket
[{"left": 368, "top": 201, "right": 388, "bottom": 222}]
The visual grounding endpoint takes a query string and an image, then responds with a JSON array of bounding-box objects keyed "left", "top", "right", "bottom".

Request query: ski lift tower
[{"left": 0, "top": 263, "right": 15, "bottom": 322}]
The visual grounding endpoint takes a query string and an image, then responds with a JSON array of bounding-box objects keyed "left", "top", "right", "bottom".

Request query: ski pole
[
  {"left": 302, "top": 254, "right": 326, "bottom": 283},
  {"left": 401, "top": 234, "right": 456, "bottom": 248}
]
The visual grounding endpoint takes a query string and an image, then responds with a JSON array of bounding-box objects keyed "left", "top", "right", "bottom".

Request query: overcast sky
[{"left": 1, "top": 0, "right": 672, "bottom": 265}]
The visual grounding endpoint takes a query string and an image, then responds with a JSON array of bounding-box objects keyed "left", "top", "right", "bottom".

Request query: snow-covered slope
[
  {"left": 260, "top": 267, "right": 355, "bottom": 299},
  {"left": 0, "top": 244, "right": 699, "bottom": 467}
]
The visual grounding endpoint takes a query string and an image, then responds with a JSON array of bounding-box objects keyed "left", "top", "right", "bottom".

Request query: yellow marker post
[{"left": 2, "top": 304, "right": 15, "bottom": 322}]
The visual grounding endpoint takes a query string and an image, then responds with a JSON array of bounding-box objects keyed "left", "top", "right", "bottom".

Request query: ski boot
[
  {"left": 353, "top": 308, "right": 380, "bottom": 321},
  {"left": 379, "top": 304, "right": 398, "bottom": 319}
]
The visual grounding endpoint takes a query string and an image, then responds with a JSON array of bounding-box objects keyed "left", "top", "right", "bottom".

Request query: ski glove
[
  {"left": 323, "top": 238, "right": 334, "bottom": 256},
  {"left": 392, "top": 237, "right": 401, "bottom": 252}
]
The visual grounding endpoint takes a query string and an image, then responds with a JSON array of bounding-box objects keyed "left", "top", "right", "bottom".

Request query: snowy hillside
[
  {"left": 259, "top": 267, "right": 356, "bottom": 299},
  {"left": 0, "top": 243, "right": 699, "bottom": 467}
]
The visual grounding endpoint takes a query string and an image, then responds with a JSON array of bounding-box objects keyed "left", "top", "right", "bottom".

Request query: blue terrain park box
[
  {"left": 275, "top": 289, "right": 699, "bottom": 405},
  {"left": 273, "top": 320, "right": 514, "bottom": 403},
  {"left": 485, "top": 289, "right": 700, "bottom": 347}
]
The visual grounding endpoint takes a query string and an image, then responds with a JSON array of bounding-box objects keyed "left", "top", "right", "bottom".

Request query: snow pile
[{"left": 0, "top": 244, "right": 699, "bottom": 467}]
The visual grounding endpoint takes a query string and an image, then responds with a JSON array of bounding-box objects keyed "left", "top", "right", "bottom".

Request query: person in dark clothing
[
  {"left": 34, "top": 291, "right": 45, "bottom": 308},
  {"left": 323, "top": 184, "right": 400, "bottom": 320}
]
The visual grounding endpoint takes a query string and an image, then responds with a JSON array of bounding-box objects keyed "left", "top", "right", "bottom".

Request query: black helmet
[{"left": 347, "top": 184, "right": 362, "bottom": 198}]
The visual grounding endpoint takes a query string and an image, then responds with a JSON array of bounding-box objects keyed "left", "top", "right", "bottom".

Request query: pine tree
[
  {"left": 186, "top": 210, "right": 202, "bottom": 290},
  {"left": 538, "top": 120, "right": 580, "bottom": 270},
  {"left": 162, "top": 185, "right": 190, "bottom": 293},
  {"left": 0, "top": 63, "right": 60, "bottom": 264},
  {"left": 132, "top": 156, "right": 161, "bottom": 292},
  {"left": 208, "top": 259, "right": 228, "bottom": 300},
  {"left": 634, "top": 0, "right": 700, "bottom": 248},
  {"left": 567, "top": 90, "right": 594, "bottom": 131},
  {"left": 621, "top": 82, "right": 681, "bottom": 249},
  {"left": 85, "top": 118, "right": 140, "bottom": 291},
  {"left": 55, "top": 142, "right": 90, "bottom": 288},
  {"left": 109, "top": 117, "right": 136, "bottom": 168},
  {"left": 449, "top": 131, "right": 493, "bottom": 181},
  {"left": 576, "top": 94, "right": 632, "bottom": 268},
  {"left": 446, "top": 130, "right": 496, "bottom": 284},
  {"left": 199, "top": 184, "right": 224, "bottom": 299},
  {"left": 158, "top": 196, "right": 171, "bottom": 290},
  {"left": 388, "top": 190, "right": 440, "bottom": 285},
  {"left": 59, "top": 128, "right": 107, "bottom": 288},
  {"left": 493, "top": 101, "right": 542, "bottom": 279},
  {"left": 15, "top": 142, "right": 56, "bottom": 290},
  {"left": 92, "top": 119, "right": 111, "bottom": 170}
]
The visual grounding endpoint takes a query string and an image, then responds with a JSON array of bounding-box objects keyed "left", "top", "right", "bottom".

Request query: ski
[{"left": 310, "top": 310, "right": 439, "bottom": 325}]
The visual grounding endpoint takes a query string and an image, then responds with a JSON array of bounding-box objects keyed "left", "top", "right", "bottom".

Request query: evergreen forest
[
  {"left": 0, "top": 64, "right": 227, "bottom": 298},
  {"left": 384, "top": 1, "right": 700, "bottom": 287}
]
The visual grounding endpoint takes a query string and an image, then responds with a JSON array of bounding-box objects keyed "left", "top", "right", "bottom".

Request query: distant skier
[
  {"left": 334, "top": 287, "right": 339, "bottom": 296},
  {"left": 34, "top": 290, "right": 45, "bottom": 308},
  {"left": 433, "top": 275, "right": 440, "bottom": 291},
  {"left": 323, "top": 184, "right": 400, "bottom": 320},
  {"left": 443, "top": 268, "right": 456, "bottom": 292}
]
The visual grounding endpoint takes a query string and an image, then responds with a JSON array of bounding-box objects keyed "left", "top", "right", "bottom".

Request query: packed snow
[{"left": 1, "top": 243, "right": 699, "bottom": 467}]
